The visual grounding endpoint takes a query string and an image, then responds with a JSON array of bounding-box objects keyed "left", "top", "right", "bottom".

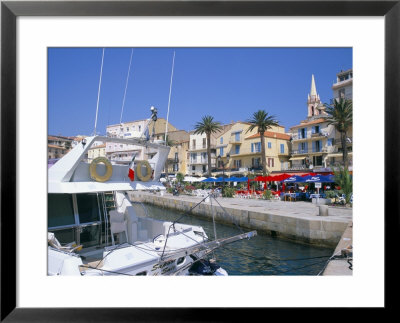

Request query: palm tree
[
  {"left": 246, "top": 110, "right": 279, "bottom": 176},
  {"left": 175, "top": 172, "right": 185, "bottom": 185},
  {"left": 193, "top": 115, "right": 223, "bottom": 177},
  {"left": 334, "top": 165, "right": 352, "bottom": 205},
  {"left": 325, "top": 98, "right": 353, "bottom": 169},
  {"left": 164, "top": 135, "right": 176, "bottom": 175}
]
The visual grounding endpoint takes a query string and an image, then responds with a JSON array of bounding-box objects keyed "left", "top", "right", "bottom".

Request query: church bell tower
[{"left": 307, "top": 74, "right": 324, "bottom": 118}]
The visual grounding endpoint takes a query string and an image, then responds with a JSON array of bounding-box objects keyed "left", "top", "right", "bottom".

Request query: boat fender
[
  {"left": 136, "top": 160, "right": 152, "bottom": 182},
  {"left": 89, "top": 157, "right": 113, "bottom": 182}
]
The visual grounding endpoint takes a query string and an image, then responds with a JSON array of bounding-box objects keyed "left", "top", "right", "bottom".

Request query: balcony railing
[
  {"left": 322, "top": 146, "right": 337, "bottom": 153},
  {"left": 229, "top": 136, "right": 242, "bottom": 144},
  {"left": 189, "top": 145, "right": 216, "bottom": 151},
  {"left": 290, "top": 149, "right": 309, "bottom": 155},
  {"left": 311, "top": 132, "right": 326, "bottom": 138},
  {"left": 290, "top": 134, "right": 307, "bottom": 140},
  {"left": 189, "top": 158, "right": 208, "bottom": 165},
  {"left": 291, "top": 148, "right": 324, "bottom": 155}
]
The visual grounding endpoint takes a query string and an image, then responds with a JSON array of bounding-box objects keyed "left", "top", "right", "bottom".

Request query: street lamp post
[{"left": 217, "top": 153, "right": 230, "bottom": 197}]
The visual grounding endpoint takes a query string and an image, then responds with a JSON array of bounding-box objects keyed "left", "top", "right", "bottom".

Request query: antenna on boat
[
  {"left": 119, "top": 48, "right": 134, "bottom": 125},
  {"left": 93, "top": 48, "right": 105, "bottom": 136},
  {"left": 164, "top": 50, "right": 175, "bottom": 144}
]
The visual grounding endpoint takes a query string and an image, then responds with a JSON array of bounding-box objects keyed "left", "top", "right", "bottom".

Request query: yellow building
[
  {"left": 87, "top": 143, "right": 106, "bottom": 161},
  {"left": 215, "top": 122, "right": 291, "bottom": 176},
  {"left": 162, "top": 130, "right": 190, "bottom": 175}
]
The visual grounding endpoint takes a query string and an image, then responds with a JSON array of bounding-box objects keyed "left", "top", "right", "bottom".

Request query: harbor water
[{"left": 136, "top": 203, "right": 334, "bottom": 276}]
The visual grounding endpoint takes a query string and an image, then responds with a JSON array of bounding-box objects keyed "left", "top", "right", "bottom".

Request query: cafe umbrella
[{"left": 282, "top": 175, "right": 306, "bottom": 183}]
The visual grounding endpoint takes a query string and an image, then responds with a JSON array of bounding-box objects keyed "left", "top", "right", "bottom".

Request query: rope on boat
[
  {"left": 160, "top": 194, "right": 211, "bottom": 259},
  {"left": 79, "top": 265, "right": 133, "bottom": 276},
  {"left": 210, "top": 195, "right": 244, "bottom": 234}
]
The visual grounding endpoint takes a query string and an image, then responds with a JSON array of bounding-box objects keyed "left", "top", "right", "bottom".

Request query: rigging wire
[
  {"left": 164, "top": 50, "right": 176, "bottom": 143},
  {"left": 210, "top": 194, "right": 244, "bottom": 234},
  {"left": 93, "top": 48, "right": 105, "bottom": 136},
  {"left": 119, "top": 48, "right": 134, "bottom": 124},
  {"left": 160, "top": 194, "right": 210, "bottom": 259}
]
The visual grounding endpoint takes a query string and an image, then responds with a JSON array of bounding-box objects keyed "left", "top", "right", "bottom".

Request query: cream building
[
  {"left": 327, "top": 68, "right": 353, "bottom": 168},
  {"left": 215, "top": 121, "right": 291, "bottom": 176},
  {"left": 288, "top": 71, "right": 353, "bottom": 171},
  {"left": 332, "top": 68, "right": 353, "bottom": 101},
  {"left": 105, "top": 118, "right": 178, "bottom": 164},
  {"left": 87, "top": 143, "right": 106, "bottom": 161},
  {"left": 187, "top": 124, "right": 233, "bottom": 176}
]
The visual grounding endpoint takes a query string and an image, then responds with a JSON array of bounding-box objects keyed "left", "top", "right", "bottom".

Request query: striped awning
[{"left": 289, "top": 156, "right": 306, "bottom": 161}]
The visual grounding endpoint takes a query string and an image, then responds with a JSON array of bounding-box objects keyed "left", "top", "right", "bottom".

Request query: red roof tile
[{"left": 290, "top": 118, "right": 326, "bottom": 129}]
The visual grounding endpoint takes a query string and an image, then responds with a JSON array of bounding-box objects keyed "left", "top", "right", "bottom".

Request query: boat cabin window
[
  {"left": 76, "top": 193, "right": 102, "bottom": 224},
  {"left": 50, "top": 228, "right": 76, "bottom": 245},
  {"left": 48, "top": 194, "right": 75, "bottom": 228},
  {"left": 48, "top": 193, "right": 103, "bottom": 248}
]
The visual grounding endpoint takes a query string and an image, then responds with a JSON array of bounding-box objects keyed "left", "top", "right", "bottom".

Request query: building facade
[
  {"left": 187, "top": 124, "right": 233, "bottom": 176},
  {"left": 288, "top": 71, "right": 353, "bottom": 171},
  {"left": 87, "top": 143, "right": 106, "bottom": 160},
  {"left": 332, "top": 69, "right": 353, "bottom": 101},
  {"left": 327, "top": 68, "right": 353, "bottom": 168},
  {"left": 48, "top": 135, "right": 73, "bottom": 159},
  {"left": 215, "top": 122, "right": 291, "bottom": 176},
  {"left": 163, "top": 130, "right": 190, "bottom": 175},
  {"left": 105, "top": 118, "right": 178, "bottom": 164}
]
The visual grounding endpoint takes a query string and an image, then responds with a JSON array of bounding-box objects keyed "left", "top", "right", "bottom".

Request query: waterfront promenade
[{"left": 129, "top": 191, "right": 352, "bottom": 248}]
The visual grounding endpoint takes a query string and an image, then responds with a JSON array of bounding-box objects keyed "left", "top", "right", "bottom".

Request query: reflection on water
[{"left": 137, "top": 203, "right": 334, "bottom": 276}]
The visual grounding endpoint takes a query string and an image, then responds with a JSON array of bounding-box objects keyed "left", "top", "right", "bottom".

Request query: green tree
[
  {"left": 334, "top": 165, "right": 352, "bottom": 205},
  {"left": 164, "top": 135, "right": 176, "bottom": 175},
  {"left": 176, "top": 172, "right": 185, "bottom": 184},
  {"left": 325, "top": 98, "right": 353, "bottom": 169},
  {"left": 246, "top": 110, "right": 279, "bottom": 176},
  {"left": 193, "top": 115, "right": 223, "bottom": 177}
]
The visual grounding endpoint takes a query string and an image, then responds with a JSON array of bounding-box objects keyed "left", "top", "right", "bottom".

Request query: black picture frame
[{"left": 1, "top": 0, "right": 398, "bottom": 320}]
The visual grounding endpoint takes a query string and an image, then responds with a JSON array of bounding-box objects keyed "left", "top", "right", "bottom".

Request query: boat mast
[
  {"left": 164, "top": 50, "right": 176, "bottom": 143},
  {"left": 119, "top": 48, "right": 134, "bottom": 125},
  {"left": 93, "top": 48, "right": 105, "bottom": 135}
]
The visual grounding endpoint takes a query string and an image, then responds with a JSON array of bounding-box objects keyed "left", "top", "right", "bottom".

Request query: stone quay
[{"left": 129, "top": 191, "right": 352, "bottom": 248}]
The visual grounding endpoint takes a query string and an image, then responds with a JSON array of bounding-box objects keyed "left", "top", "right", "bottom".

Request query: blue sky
[{"left": 48, "top": 47, "right": 352, "bottom": 137}]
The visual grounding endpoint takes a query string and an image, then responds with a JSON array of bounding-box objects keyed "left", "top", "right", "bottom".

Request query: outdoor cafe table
[
  {"left": 283, "top": 192, "right": 306, "bottom": 201},
  {"left": 284, "top": 192, "right": 297, "bottom": 201},
  {"left": 309, "top": 193, "right": 326, "bottom": 199}
]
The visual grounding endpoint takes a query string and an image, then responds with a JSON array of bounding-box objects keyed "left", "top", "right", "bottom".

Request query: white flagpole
[
  {"left": 94, "top": 48, "right": 105, "bottom": 135},
  {"left": 120, "top": 48, "right": 134, "bottom": 124},
  {"left": 165, "top": 51, "right": 176, "bottom": 143}
]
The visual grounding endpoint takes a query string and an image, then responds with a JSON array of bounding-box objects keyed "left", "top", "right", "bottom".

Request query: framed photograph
[{"left": 1, "top": 0, "right": 398, "bottom": 320}]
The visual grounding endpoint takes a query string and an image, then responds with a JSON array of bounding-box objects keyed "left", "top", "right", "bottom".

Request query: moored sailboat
[{"left": 48, "top": 109, "right": 256, "bottom": 276}]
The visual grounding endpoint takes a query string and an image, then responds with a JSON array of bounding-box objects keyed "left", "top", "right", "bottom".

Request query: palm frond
[
  {"left": 193, "top": 115, "right": 223, "bottom": 135},
  {"left": 324, "top": 98, "right": 352, "bottom": 132},
  {"left": 245, "top": 110, "right": 279, "bottom": 134}
]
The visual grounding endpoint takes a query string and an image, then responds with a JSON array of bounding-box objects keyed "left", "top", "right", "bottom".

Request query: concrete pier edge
[{"left": 129, "top": 191, "right": 352, "bottom": 249}]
